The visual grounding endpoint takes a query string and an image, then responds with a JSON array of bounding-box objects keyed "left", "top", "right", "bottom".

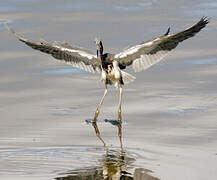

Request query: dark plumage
[{"left": 164, "top": 27, "right": 170, "bottom": 36}]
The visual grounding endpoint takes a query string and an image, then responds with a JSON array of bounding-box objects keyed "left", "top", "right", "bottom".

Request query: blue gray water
[{"left": 0, "top": 0, "right": 217, "bottom": 180}]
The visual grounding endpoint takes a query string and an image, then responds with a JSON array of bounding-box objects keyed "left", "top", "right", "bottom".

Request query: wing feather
[
  {"left": 5, "top": 24, "right": 101, "bottom": 74},
  {"left": 115, "top": 17, "right": 210, "bottom": 72}
]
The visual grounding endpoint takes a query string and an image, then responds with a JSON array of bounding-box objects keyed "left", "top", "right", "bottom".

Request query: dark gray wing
[
  {"left": 5, "top": 24, "right": 101, "bottom": 73},
  {"left": 115, "top": 17, "right": 209, "bottom": 72}
]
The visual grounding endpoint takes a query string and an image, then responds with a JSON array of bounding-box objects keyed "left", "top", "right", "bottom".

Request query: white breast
[
  {"left": 101, "top": 70, "right": 107, "bottom": 81},
  {"left": 112, "top": 61, "right": 121, "bottom": 79}
]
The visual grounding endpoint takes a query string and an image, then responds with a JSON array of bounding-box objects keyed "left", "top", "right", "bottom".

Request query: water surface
[{"left": 0, "top": 0, "right": 217, "bottom": 180}]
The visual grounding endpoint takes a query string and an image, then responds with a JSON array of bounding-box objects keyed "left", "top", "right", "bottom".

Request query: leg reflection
[
  {"left": 103, "top": 118, "right": 124, "bottom": 150},
  {"left": 118, "top": 120, "right": 123, "bottom": 151},
  {"left": 92, "top": 121, "right": 107, "bottom": 148},
  {"left": 92, "top": 119, "right": 123, "bottom": 151},
  {"left": 55, "top": 121, "right": 160, "bottom": 180}
]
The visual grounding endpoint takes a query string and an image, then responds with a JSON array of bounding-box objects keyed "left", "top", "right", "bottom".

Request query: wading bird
[{"left": 5, "top": 17, "right": 209, "bottom": 123}]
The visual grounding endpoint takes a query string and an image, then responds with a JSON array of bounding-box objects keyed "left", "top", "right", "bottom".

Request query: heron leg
[
  {"left": 117, "top": 85, "right": 123, "bottom": 148},
  {"left": 93, "top": 84, "right": 108, "bottom": 122},
  {"left": 118, "top": 85, "right": 123, "bottom": 122}
]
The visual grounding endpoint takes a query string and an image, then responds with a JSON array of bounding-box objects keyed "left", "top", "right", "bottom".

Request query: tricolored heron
[{"left": 5, "top": 17, "right": 209, "bottom": 123}]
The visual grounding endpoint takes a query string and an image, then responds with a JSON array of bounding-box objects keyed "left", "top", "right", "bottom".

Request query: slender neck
[{"left": 97, "top": 41, "right": 103, "bottom": 57}]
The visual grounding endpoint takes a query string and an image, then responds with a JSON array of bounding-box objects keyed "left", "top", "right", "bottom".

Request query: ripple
[
  {"left": 48, "top": 106, "right": 80, "bottom": 116},
  {"left": 168, "top": 107, "right": 206, "bottom": 116},
  {"left": 0, "top": 146, "right": 157, "bottom": 179},
  {"left": 0, "top": 146, "right": 105, "bottom": 176}
]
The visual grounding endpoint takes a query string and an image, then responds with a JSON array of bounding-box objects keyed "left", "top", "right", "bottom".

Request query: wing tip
[
  {"left": 201, "top": 16, "right": 210, "bottom": 23},
  {"left": 4, "top": 23, "right": 15, "bottom": 35},
  {"left": 198, "top": 16, "right": 210, "bottom": 27},
  {"left": 4, "top": 23, "right": 27, "bottom": 42}
]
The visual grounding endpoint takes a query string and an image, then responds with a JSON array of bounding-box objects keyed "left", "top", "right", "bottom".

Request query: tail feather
[{"left": 121, "top": 70, "right": 136, "bottom": 84}]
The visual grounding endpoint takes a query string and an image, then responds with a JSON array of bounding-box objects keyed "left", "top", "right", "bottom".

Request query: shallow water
[
  {"left": 1, "top": 0, "right": 217, "bottom": 180},
  {"left": 0, "top": 121, "right": 159, "bottom": 180}
]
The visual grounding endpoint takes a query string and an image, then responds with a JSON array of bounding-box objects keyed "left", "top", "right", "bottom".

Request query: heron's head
[
  {"left": 94, "top": 38, "right": 103, "bottom": 49},
  {"left": 95, "top": 38, "right": 103, "bottom": 56}
]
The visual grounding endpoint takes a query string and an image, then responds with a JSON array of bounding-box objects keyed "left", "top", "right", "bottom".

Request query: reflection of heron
[
  {"left": 56, "top": 121, "right": 160, "bottom": 180},
  {"left": 92, "top": 119, "right": 123, "bottom": 149},
  {"left": 56, "top": 167, "right": 160, "bottom": 180},
  {"left": 5, "top": 17, "right": 209, "bottom": 122},
  {"left": 91, "top": 121, "right": 130, "bottom": 180}
]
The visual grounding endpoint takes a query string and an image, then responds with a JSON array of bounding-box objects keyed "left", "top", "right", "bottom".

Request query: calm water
[{"left": 0, "top": 0, "right": 217, "bottom": 180}]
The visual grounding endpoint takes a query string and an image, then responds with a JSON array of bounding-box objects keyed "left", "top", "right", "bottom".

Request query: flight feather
[
  {"left": 115, "top": 17, "right": 210, "bottom": 72},
  {"left": 5, "top": 24, "right": 101, "bottom": 74}
]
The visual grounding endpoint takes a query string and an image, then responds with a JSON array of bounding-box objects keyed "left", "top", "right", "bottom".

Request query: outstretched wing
[
  {"left": 115, "top": 17, "right": 210, "bottom": 72},
  {"left": 5, "top": 24, "right": 101, "bottom": 73}
]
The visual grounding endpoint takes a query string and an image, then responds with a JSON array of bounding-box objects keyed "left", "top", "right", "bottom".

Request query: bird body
[
  {"left": 5, "top": 17, "right": 209, "bottom": 122},
  {"left": 99, "top": 53, "right": 122, "bottom": 86},
  {"left": 101, "top": 62, "right": 121, "bottom": 87},
  {"left": 94, "top": 39, "right": 135, "bottom": 87}
]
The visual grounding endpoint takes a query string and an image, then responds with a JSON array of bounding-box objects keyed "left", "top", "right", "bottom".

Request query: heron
[{"left": 5, "top": 17, "right": 209, "bottom": 123}]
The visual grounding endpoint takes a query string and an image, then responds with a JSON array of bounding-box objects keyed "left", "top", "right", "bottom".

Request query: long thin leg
[
  {"left": 117, "top": 85, "right": 123, "bottom": 148},
  {"left": 118, "top": 85, "right": 123, "bottom": 122},
  {"left": 93, "top": 84, "right": 108, "bottom": 122}
]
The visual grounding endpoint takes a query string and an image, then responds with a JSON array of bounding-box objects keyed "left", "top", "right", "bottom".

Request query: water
[
  {"left": 0, "top": 122, "right": 159, "bottom": 180},
  {"left": 0, "top": 0, "right": 217, "bottom": 180}
]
